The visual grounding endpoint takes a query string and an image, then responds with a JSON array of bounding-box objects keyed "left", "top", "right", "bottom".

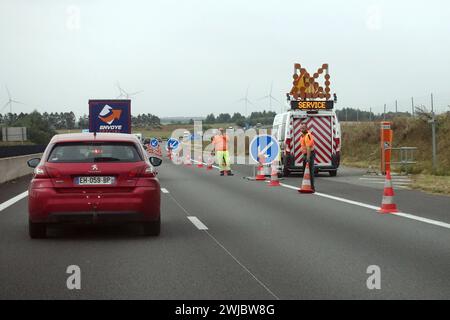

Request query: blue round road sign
[
  {"left": 250, "top": 135, "right": 279, "bottom": 164},
  {"left": 166, "top": 138, "right": 180, "bottom": 151},
  {"left": 150, "top": 138, "right": 159, "bottom": 148}
]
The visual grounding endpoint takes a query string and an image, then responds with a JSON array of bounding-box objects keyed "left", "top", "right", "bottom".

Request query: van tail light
[
  {"left": 334, "top": 138, "right": 341, "bottom": 152},
  {"left": 34, "top": 166, "right": 50, "bottom": 178},
  {"left": 284, "top": 138, "right": 292, "bottom": 154}
]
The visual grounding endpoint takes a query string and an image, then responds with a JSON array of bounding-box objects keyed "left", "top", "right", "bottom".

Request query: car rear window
[{"left": 48, "top": 142, "right": 142, "bottom": 163}]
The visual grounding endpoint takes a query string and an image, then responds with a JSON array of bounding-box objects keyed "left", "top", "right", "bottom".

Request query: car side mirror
[
  {"left": 27, "top": 158, "right": 41, "bottom": 168},
  {"left": 149, "top": 157, "right": 162, "bottom": 167}
]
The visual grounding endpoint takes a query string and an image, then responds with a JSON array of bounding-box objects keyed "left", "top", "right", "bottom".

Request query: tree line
[
  {"left": 0, "top": 111, "right": 161, "bottom": 144},
  {"left": 336, "top": 108, "right": 414, "bottom": 122},
  {"left": 203, "top": 111, "right": 277, "bottom": 126}
]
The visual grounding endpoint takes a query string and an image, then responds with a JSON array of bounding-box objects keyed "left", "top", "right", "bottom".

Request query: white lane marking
[
  {"left": 169, "top": 194, "right": 279, "bottom": 299},
  {"left": 314, "top": 192, "right": 380, "bottom": 210},
  {"left": 278, "top": 182, "right": 450, "bottom": 230},
  {"left": 187, "top": 216, "right": 209, "bottom": 230},
  {"left": 0, "top": 191, "right": 29, "bottom": 212},
  {"left": 358, "top": 180, "right": 412, "bottom": 186},
  {"left": 161, "top": 188, "right": 169, "bottom": 194},
  {"left": 191, "top": 159, "right": 220, "bottom": 170},
  {"left": 359, "top": 177, "right": 411, "bottom": 183},
  {"left": 394, "top": 212, "right": 450, "bottom": 229}
]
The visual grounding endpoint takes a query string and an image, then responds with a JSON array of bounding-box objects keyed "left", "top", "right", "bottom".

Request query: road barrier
[
  {"left": 0, "top": 153, "right": 42, "bottom": 184},
  {"left": 0, "top": 145, "right": 46, "bottom": 158}
]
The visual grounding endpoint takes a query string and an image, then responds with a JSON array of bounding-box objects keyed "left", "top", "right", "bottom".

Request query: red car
[{"left": 27, "top": 133, "right": 161, "bottom": 238}]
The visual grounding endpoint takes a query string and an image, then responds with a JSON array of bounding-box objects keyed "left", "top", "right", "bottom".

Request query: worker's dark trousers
[{"left": 302, "top": 151, "right": 315, "bottom": 190}]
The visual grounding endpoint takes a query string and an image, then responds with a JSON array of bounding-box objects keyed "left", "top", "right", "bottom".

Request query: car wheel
[
  {"left": 329, "top": 170, "right": 337, "bottom": 177},
  {"left": 29, "top": 220, "right": 47, "bottom": 239},
  {"left": 143, "top": 217, "right": 160, "bottom": 236}
]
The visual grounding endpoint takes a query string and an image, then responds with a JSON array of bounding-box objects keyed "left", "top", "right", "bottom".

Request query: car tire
[
  {"left": 143, "top": 217, "right": 160, "bottom": 236},
  {"left": 329, "top": 170, "right": 337, "bottom": 177},
  {"left": 29, "top": 220, "right": 47, "bottom": 239}
]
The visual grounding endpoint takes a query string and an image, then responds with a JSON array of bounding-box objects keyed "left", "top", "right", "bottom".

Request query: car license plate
[{"left": 77, "top": 176, "right": 114, "bottom": 185}]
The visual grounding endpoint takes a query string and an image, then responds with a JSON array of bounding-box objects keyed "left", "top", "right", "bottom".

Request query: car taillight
[
  {"left": 140, "top": 165, "right": 156, "bottom": 177},
  {"left": 34, "top": 166, "right": 49, "bottom": 178},
  {"left": 129, "top": 165, "right": 156, "bottom": 178}
]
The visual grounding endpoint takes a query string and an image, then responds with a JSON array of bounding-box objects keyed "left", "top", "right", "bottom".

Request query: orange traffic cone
[
  {"left": 255, "top": 154, "right": 266, "bottom": 181},
  {"left": 184, "top": 153, "right": 192, "bottom": 167},
  {"left": 197, "top": 155, "right": 204, "bottom": 168},
  {"left": 298, "top": 162, "right": 314, "bottom": 193},
  {"left": 206, "top": 153, "right": 214, "bottom": 170},
  {"left": 379, "top": 170, "right": 398, "bottom": 213},
  {"left": 268, "top": 160, "right": 280, "bottom": 187},
  {"left": 173, "top": 152, "right": 182, "bottom": 165}
]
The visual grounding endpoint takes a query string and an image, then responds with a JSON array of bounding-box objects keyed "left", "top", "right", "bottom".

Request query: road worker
[
  {"left": 300, "top": 122, "right": 315, "bottom": 191},
  {"left": 211, "top": 128, "right": 233, "bottom": 176}
]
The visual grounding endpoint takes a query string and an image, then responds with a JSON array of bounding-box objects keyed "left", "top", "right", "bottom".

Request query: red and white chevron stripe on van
[{"left": 292, "top": 116, "right": 333, "bottom": 167}]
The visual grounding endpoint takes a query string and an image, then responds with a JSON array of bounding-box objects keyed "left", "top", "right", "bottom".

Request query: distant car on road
[{"left": 26, "top": 133, "right": 161, "bottom": 238}]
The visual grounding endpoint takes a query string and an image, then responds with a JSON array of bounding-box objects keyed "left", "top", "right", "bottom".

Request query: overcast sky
[{"left": 1, "top": 0, "right": 449, "bottom": 118}]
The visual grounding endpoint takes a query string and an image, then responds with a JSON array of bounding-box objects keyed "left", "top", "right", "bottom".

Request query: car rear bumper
[
  {"left": 28, "top": 186, "right": 160, "bottom": 223},
  {"left": 43, "top": 212, "right": 152, "bottom": 225}
]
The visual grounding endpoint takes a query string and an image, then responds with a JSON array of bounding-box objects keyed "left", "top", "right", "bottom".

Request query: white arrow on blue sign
[
  {"left": 150, "top": 138, "right": 159, "bottom": 148},
  {"left": 250, "top": 134, "right": 279, "bottom": 164},
  {"left": 166, "top": 138, "right": 180, "bottom": 151}
]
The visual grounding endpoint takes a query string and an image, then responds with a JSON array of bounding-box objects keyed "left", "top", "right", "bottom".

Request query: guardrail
[
  {"left": 0, "top": 145, "right": 46, "bottom": 158},
  {"left": 0, "top": 153, "right": 42, "bottom": 184},
  {"left": 390, "top": 147, "right": 418, "bottom": 172}
]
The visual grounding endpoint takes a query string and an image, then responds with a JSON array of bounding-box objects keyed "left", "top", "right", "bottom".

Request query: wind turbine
[
  {"left": 115, "top": 82, "right": 143, "bottom": 99},
  {"left": 1, "top": 86, "right": 27, "bottom": 114},
  {"left": 257, "top": 81, "right": 283, "bottom": 112},
  {"left": 235, "top": 86, "right": 256, "bottom": 117}
]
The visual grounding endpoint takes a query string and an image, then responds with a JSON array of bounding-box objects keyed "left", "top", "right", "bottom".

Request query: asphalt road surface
[{"left": 0, "top": 159, "right": 449, "bottom": 299}]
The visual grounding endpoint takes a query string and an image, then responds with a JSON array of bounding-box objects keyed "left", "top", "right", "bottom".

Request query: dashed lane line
[
  {"left": 167, "top": 192, "right": 280, "bottom": 300},
  {"left": 161, "top": 188, "right": 170, "bottom": 194},
  {"left": 187, "top": 216, "right": 209, "bottom": 230}
]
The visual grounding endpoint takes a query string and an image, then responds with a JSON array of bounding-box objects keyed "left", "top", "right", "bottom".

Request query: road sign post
[
  {"left": 250, "top": 134, "right": 280, "bottom": 168},
  {"left": 166, "top": 138, "right": 180, "bottom": 152}
]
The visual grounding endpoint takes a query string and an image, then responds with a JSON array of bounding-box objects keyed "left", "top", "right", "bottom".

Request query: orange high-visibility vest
[
  {"left": 300, "top": 131, "right": 315, "bottom": 154},
  {"left": 212, "top": 135, "right": 229, "bottom": 151}
]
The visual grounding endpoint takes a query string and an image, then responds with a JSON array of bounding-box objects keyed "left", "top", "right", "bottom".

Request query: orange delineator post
[{"left": 380, "top": 121, "right": 393, "bottom": 175}]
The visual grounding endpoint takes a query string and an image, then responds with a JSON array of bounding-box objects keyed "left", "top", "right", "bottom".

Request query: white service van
[{"left": 272, "top": 107, "right": 341, "bottom": 177}]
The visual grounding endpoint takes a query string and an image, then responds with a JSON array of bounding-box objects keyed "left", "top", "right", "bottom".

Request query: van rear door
[{"left": 292, "top": 115, "right": 334, "bottom": 168}]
